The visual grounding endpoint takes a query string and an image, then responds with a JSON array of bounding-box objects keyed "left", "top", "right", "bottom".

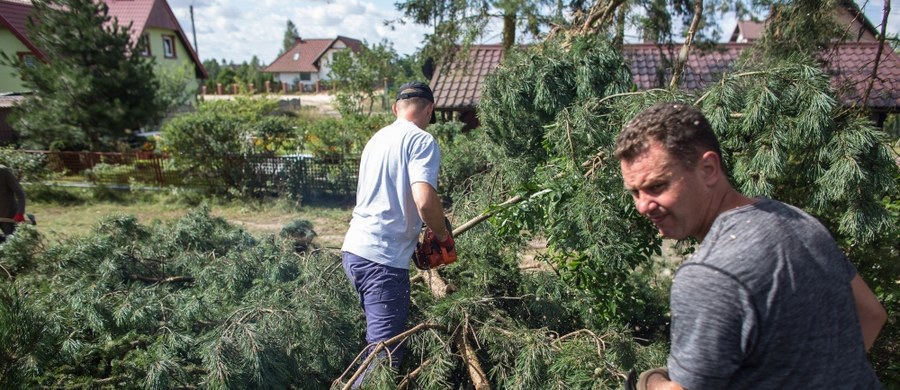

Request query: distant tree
[
  {"left": 395, "top": 0, "right": 564, "bottom": 63},
  {"left": 329, "top": 40, "right": 401, "bottom": 116},
  {"left": 156, "top": 62, "right": 198, "bottom": 116},
  {"left": 280, "top": 20, "right": 299, "bottom": 56},
  {"left": 216, "top": 66, "right": 237, "bottom": 89},
  {"left": 3, "top": 0, "right": 164, "bottom": 151},
  {"left": 233, "top": 56, "right": 271, "bottom": 93},
  {"left": 202, "top": 58, "right": 222, "bottom": 91}
]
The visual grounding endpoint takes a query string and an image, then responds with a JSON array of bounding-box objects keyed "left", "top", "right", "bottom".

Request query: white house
[{"left": 264, "top": 35, "right": 362, "bottom": 91}]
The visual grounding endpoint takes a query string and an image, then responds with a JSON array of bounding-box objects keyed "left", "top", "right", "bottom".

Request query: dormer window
[
  {"left": 162, "top": 35, "right": 176, "bottom": 58},
  {"left": 292, "top": 52, "right": 300, "bottom": 61}
]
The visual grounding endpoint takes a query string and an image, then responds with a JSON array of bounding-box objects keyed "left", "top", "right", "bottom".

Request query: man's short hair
[
  {"left": 395, "top": 96, "right": 431, "bottom": 112},
  {"left": 614, "top": 102, "right": 722, "bottom": 169}
]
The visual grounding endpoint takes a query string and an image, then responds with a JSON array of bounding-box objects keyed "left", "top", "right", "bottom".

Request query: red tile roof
[
  {"left": 825, "top": 42, "right": 900, "bottom": 109},
  {"left": 429, "top": 44, "right": 504, "bottom": 109},
  {"left": 0, "top": 0, "right": 206, "bottom": 78},
  {"left": 265, "top": 36, "right": 363, "bottom": 74},
  {"left": 104, "top": 0, "right": 207, "bottom": 79},
  {"left": 0, "top": 0, "right": 45, "bottom": 60},
  {"left": 623, "top": 43, "right": 748, "bottom": 92},
  {"left": 431, "top": 42, "right": 900, "bottom": 111}
]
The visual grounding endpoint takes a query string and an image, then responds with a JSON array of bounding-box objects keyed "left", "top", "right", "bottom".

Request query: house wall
[
  {"left": 0, "top": 29, "right": 30, "bottom": 93},
  {"left": 834, "top": 10, "right": 877, "bottom": 41},
  {"left": 274, "top": 72, "right": 317, "bottom": 91},
  {"left": 143, "top": 27, "right": 199, "bottom": 92},
  {"left": 317, "top": 40, "right": 347, "bottom": 82}
]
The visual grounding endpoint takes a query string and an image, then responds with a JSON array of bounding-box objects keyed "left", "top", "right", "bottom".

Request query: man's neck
[{"left": 698, "top": 188, "right": 755, "bottom": 242}]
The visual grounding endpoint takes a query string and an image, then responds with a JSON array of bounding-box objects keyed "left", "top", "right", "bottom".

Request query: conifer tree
[
  {"left": 472, "top": 0, "right": 898, "bottom": 335},
  {"left": 5, "top": 0, "right": 164, "bottom": 151},
  {"left": 279, "top": 20, "right": 299, "bottom": 56}
]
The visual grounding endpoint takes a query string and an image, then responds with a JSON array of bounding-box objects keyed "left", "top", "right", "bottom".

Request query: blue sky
[{"left": 166, "top": 0, "right": 899, "bottom": 65}]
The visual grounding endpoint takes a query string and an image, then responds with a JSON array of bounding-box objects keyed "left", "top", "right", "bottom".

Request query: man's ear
[
  {"left": 392, "top": 103, "right": 398, "bottom": 116},
  {"left": 698, "top": 151, "right": 721, "bottom": 185}
]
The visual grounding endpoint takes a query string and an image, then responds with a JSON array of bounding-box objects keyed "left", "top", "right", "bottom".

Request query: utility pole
[{"left": 190, "top": 5, "right": 198, "bottom": 56}]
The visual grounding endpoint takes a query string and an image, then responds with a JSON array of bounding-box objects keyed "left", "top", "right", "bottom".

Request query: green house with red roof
[{"left": 0, "top": 0, "right": 207, "bottom": 94}]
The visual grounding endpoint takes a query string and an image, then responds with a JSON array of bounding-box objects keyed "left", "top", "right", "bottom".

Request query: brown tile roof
[
  {"left": 0, "top": 0, "right": 45, "bottom": 60},
  {"left": 825, "top": 42, "right": 900, "bottom": 109},
  {"left": 623, "top": 43, "right": 748, "bottom": 91},
  {"left": 104, "top": 0, "right": 207, "bottom": 79},
  {"left": 431, "top": 42, "right": 900, "bottom": 111},
  {"left": 265, "top": 36, "right": 363, "bottom": 74},
  {"left": 429, "top": 44, "right": 504, "bottom": 109}
]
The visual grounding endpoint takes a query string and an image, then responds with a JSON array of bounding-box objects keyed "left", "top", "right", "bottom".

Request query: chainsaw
[{"left": 412, "top": 216, "right": 457, "bottom": 270}]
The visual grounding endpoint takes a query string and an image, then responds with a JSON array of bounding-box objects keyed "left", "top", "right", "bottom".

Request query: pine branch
[
  {"left": 127, "top": 274, "right": 194, "bottom": 284},
  {"left": 553, "top": 329, "right": 609, "bottom": 361},
  {"left": 670, "top": 0, "right": 703, "bottom": 89},
  {"left": 580, "top": 0, "right": 627, "bottom": 35},
  {"left": 338, "top": 323, "right": 449, "bottom": 390},
  {"left": 0, "top": 263, "right": 11, "bottom": 279},
  {"left": 397, "top": 357, "right": 432, "bottom": 390},
  {"left": 411, "top": 269, "right": 457, "bottom": 298},
  {"left": 455, "top": 322, "right": 490, "bottom": 389},
  {"left": 862, "top": 0, "right": 890, "bottom": 107}
]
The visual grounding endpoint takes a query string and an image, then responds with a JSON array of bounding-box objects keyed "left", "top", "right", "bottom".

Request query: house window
[
  {"left": 299, "top": 73, "right": 311, "bottom": 81},
  {"left": 17, "top": 52, "right": 37, "bottom": 68},
  {"left": 292, "top": 52, "right": 300, "bottom": 61},
  {"left": 139, "top": 34, "right": 151, "bottom": 56},
  {"left": 162, "top": 35, "right": 176, "bottom": 58}
]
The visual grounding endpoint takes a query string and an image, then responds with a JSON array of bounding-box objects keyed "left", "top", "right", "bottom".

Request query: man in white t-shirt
[{"left": 341, "top": 81, "right": 453, "bottom": 385}]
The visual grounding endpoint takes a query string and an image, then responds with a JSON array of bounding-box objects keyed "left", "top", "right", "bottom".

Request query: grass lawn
[{"left": 25, "top": 184, "right": 353, "bottom": 249}]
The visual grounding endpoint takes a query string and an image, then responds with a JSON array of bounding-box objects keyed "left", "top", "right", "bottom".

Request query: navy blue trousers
[{"left": 342, "top": 251, "right": 411, "bottom": 371}]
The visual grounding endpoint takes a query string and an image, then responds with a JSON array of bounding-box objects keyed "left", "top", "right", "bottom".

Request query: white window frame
[
  {"left": 162, "top": 35, "right": 176, "bottom": 58},
  {"left": 139, "top": 34, "right": 151, "bottom": 56}
]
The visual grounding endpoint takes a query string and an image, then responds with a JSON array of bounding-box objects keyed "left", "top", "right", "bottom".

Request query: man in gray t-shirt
[{"left": 615, "top": 102, "right": 886, "bottom": 389}]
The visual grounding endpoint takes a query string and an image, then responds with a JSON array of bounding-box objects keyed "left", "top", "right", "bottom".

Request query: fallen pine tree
[{"left": 0, "top": 205, "right": 668, "bottom": 389}]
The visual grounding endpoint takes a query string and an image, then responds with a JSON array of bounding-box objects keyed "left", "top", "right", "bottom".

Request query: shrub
[{"left": 0, "top": 148, "right": 52, "bottom": 182}]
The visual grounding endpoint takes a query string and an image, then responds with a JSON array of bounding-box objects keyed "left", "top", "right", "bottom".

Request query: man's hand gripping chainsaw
[{"left": 412, "top": 217, "right": 457, "bottom": 270}]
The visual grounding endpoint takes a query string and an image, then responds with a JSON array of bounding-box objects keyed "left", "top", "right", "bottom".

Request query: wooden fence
[{"left": 23, "top": 150, "right": 359, "bottom": 201}]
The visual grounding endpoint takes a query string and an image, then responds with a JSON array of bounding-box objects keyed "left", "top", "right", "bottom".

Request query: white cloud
[
  {"left": 169, "top": 0, "right": 899, "bottom": 65},
  {"left": 170, "top": 0, "right": 430, "bottom": 64}
]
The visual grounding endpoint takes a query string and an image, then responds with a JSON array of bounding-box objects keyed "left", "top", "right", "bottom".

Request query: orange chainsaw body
[{"left": 413, "top": 217, "right": 456, "bottom": 270}]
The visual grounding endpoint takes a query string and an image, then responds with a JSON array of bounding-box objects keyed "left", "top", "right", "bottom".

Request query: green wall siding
[
  {"left": 0, "top": 29, "right": 31, "bottom": 92},
  {"left": 0, "top": 27, "right": 201, "bottom": 94},
  {"left": 143, "top": 27, "right": 200, "bottom": 91}
]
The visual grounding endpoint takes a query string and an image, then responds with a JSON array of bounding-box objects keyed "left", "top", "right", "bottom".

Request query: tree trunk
[{"left": 502, "top": 12, "right": 516, "bottom": 54}]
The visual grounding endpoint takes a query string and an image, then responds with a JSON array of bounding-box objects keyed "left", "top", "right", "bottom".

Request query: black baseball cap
[{"left": 396, "top": 81, "right": 434, "bottom": 103}]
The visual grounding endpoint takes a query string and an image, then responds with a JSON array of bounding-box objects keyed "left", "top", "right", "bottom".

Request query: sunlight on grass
[{"left": 26, "top": 184, "right": 352, "bottom": 248}]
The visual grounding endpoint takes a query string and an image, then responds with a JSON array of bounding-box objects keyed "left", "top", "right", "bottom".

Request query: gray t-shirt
[{"left": 668, "top": 198, "right": 882, "bottom": 389}]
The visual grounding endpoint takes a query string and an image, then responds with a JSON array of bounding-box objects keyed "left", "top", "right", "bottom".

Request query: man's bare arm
[
  {"left": 851, "top": 274, "right": 887, "bottom": 351},
  {"left": 411, "top": 182, "right": 449, "bottom": 241}
]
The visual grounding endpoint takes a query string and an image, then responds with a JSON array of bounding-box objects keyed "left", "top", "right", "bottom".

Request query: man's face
[{"left": 620, "top": 141, "right": 711, "bottom": 240}]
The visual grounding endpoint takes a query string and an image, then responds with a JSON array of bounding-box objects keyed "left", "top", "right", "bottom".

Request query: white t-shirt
[{"left": 341, "top": 118, "right": 441, "bottom": 269}]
